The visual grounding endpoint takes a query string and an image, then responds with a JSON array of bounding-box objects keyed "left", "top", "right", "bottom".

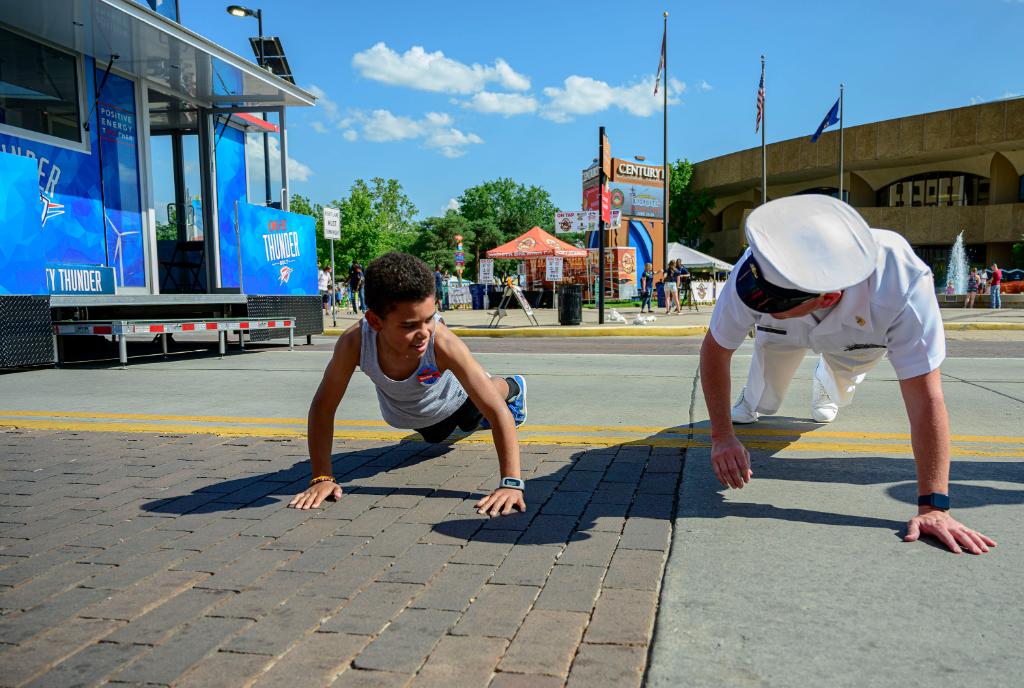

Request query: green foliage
[
  {"left": 1012, "top": 235, "right": 1024, "bottom": 270},
  {"left": 290, "top": 177, "right": 417, "bottom": 277},
  {"left": 668, "top": 159, "right": 715, "bottom": 252},
  {"left": 457, "top": 178, "right": 558, "bottom": 241}
]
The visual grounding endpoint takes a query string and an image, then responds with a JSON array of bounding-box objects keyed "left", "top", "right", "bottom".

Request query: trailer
[{"left": 0, "top": 0, "right": 322, "bottom": 368}]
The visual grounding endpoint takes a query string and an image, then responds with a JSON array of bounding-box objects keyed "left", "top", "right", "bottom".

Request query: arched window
[{"left": 876, "top": 172, "right": 989, "bottom": 208}]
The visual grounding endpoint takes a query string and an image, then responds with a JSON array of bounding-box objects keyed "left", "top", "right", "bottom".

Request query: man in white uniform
[{"left": 700, "top": 195, "right": 995, "bottom": 555}]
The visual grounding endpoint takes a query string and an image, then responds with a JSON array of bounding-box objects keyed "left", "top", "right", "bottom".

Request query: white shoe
[
  {"left": 731, "top": 388, "right": 759, "bottom": 424},
  {"left": 811, "top": 378, "right": 838, "bottom": 423}
]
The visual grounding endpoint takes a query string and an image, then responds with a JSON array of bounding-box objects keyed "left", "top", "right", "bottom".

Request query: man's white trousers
[{"left": 742, "top": 333, "right": 888, "bottom": 415}]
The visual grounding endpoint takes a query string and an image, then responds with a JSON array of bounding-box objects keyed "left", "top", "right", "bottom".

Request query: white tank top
[{"left": 358, "top": 318, "right": 468, "bottom": 429}]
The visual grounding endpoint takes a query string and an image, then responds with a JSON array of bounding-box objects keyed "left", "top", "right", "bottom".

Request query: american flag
[
  {"left": 654, "top": 31, "right": 666, "bottom": 96},
  {"left": 755, "top": 70, "right": 764, "bottom": 133}
]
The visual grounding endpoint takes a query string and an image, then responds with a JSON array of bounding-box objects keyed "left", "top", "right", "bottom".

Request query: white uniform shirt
[
  {"left": 710, "top": 229, "right": 945, "bottom": 380},
  {"left": 318, "top": 270, "right": 330, "bottom": 292}
]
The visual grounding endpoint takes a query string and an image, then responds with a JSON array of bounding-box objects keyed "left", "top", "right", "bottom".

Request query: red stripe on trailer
[
  {"left": 205, "top": 323, "right": 218, "bottom": 330},
  {"left": 268, "top": 321, "right": 276, "bottom": 328},
  {"left": 95, "top": 326, "right": 112, "bottom": 334},
  {"left": 240, "top": 322, "right": 249, "bottom": 329},
  {"left": 284, "top": 320, "right": 291, "bottom": 327},
  {"left": 182, "top": 323, "right": 195, "bottom": 331},
  {"left": 150, "top": 325, "right": 164, "bottom": 333}
]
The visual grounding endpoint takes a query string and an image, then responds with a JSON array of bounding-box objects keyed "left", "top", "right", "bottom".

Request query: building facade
[{"left": 691, "top": 100, "right": 1024, "bottom": 274}]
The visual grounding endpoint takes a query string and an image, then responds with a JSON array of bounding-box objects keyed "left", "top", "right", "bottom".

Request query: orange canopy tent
[{"left": 486, "top": 227, "right": 587, "bottom": 259}]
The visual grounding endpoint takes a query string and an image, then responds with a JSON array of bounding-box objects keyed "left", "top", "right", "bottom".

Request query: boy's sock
[{"left": 504, "top": 376, "right": 521, "bottom": 401}]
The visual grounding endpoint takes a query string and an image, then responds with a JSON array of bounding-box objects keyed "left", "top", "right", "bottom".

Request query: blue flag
[{"left": 810, "top": 99, "right": 840, "bottom": 142}]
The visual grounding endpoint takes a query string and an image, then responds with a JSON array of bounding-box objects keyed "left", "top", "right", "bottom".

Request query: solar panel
[{"left": 248, "top": 36, "right": 294, "bottom": 83}]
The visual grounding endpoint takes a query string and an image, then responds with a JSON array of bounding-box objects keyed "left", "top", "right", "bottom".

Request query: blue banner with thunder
[{"left": 236, "top": 203, "right": 317, "bottom": 295}]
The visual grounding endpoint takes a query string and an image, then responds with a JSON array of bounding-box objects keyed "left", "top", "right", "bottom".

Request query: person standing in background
[
  {"left": 319, "top": 266, "right": 332, "bottom": 315},
  {"left": 663, "top": 260, "right": 680, "bottom": 315},
  {"left": 434, "top": 265, "right": 445, "bottom": 313},
  {"left": 989, "top": 263, "right": 1002, "bottom": 309},
  {"left": 639, "top": 263, "right": 655, "bottom": 313},
  {"left": 965, "top": 267, "right": 979, "bottom": 308}
]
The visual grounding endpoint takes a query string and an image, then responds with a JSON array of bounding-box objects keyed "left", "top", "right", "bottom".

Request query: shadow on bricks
[{"left": 139, "top": 435, "right": 455, "bottom": 515}]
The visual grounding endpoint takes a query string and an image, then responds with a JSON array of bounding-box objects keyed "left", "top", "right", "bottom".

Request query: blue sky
[{"left": 182, "top": 0, "right": 1024, "bottom": 219}]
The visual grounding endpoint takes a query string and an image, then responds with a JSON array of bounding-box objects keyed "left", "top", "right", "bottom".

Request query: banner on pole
[
  {"left": 545, "top": 256, "right": 564, "bottom": 281},
  {"left": 478, "top": 258, "right": 494, "bottom": 283},
  {"left": 322, "top": 207, "right": 341, "bottom": 239},
  {"left": 601, "top": 185, "right": 611, "bottom": 223}
]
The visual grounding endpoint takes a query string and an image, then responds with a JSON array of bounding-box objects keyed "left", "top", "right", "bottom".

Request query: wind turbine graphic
[{"left": 105, "top": 213, "right": 139, "bottom": 288}]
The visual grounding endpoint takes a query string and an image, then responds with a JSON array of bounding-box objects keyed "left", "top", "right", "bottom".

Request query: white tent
[{"left": 666, "top": 243, "right": 735, "bottom": 272}]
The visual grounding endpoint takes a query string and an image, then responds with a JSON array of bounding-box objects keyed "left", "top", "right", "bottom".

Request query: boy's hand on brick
[
  {"left": 289, "top": 481, "right": 342, "bottom": 510},
  {"left": 476, "top": 488, "right": 526, "bottom": 518}
]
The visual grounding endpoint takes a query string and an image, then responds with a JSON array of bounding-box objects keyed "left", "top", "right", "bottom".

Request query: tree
[
  {"left": 1012, "top": 234, "right": 1024, "bottom": 270},
  {"left": 330, "top": 177, "right": 418, "bottom": 270},
  {"left": 410, "top": 211, "right": 471, "bottom": 274},
  {"left": 457, "top": 178, "right": 558, "bottom": 244},
  {"left": 668, "top": 159, "right": 716, "bottom": 252},
  {"left": 288, "top": 194, "right": 327, "bottom": 267}
]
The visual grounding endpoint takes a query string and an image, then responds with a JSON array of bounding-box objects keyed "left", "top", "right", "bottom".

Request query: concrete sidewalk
[{"left": 322, "top": 305, "right": 1024, "bottom": 337}]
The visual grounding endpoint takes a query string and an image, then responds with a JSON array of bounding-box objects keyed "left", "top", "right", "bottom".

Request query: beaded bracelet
[{"left": 309, "top": 475, "right": 336, "bottom": 487}]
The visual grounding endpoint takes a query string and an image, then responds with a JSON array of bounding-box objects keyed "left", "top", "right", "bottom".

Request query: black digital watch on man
[{"left": 917, "top": 493, "right": 950, "bottom": 511}]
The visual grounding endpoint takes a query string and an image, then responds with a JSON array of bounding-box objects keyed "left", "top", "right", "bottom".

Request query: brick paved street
[{"left": 0, "top": 429, "right": 681, "bottom": 687}]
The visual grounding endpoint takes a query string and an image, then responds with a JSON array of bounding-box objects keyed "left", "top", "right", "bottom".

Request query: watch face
[
  {"left": 932, "top": 493, "right": 950, "bottom": 510},
  {"left": 501, "top": 477, "right": 524, "bottom": 490}
]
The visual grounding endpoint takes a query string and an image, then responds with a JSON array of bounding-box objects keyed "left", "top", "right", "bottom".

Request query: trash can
[
  {"left": 469, "top": 284, "right": 485, "bottom": 310},
  {"left": 656, "top": 282, "right": 666, "bottom": 309},
  {"left": 557, "top": 284, "right": 583, "bottom": 325}
]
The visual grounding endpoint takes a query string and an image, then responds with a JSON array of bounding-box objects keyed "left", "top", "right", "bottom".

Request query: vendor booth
[
  {"left": 486, "top": 227, "right": 587, "bottom": 307},
  {"left": 0, "top": 0, "right": 319, "bottom": 367}
]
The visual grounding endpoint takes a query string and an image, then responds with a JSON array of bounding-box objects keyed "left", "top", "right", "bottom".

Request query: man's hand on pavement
[
  {"left": 288, "top": 481, "right": 342, "bottom": 510},
  {"left": 905, "top": 508, "right": 997, "bottom": 554},
  {"left": 711, "top": 435, "right": 753, "bottom": 489},
  {"left": 476, "top": 487, "right": 526, "bottom": 517}
]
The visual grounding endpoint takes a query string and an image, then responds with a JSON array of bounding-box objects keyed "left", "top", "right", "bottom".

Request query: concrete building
[{"left": 691, "top": 100, "right": 1024, "bottom": 274}]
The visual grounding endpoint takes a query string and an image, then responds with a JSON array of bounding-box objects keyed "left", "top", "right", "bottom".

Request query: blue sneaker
[
  {"left": 507, "top": 375, "right": 527, "bottom": 427},
  {"left": 479, "top": 375, "right": 527, "bottom": 430}
]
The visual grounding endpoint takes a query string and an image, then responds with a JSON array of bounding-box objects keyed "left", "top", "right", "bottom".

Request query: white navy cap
[{"left": 743, "top": 195, "right": 878, "bottom": 293}]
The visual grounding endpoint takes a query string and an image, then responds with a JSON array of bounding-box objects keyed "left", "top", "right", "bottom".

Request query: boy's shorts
[{"left": 414, "top": 397, "right": 483, "bottom": 443}]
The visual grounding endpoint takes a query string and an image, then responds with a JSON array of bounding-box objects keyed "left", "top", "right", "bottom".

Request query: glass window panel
[
  {"left": 181, "top": 134, "right": 203, "bottom": 240},
  {"left": 0, "top": 27, "right": 82, "bottom": 143}
]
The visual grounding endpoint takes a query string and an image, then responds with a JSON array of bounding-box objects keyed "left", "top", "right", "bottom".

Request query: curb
[
  {"left": 943, "top": 322, "right": 1024, "bottom": 331},
  {"left": 322, "top": 325, "right": 709, "bottom": 338},
  {"left": 321, "top": 321, "right": 1024, "bottom": 338}
]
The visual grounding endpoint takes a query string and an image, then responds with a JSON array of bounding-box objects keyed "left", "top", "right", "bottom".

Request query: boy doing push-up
[{"left": 290, "top": 252, "right": 528, "bottom": 518}]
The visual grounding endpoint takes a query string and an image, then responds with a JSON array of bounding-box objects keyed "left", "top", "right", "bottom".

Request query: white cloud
[
  {"left": 310, "top": 121, "right": 328, "bottom": 134},
  {"left": 351, "top": 42, "right": 530, "bottom": 94},
  {"left": 461, "top": 91, "right": 538, "bottom": 116},
  {"left": 247, "top": 134, "right": 314, "bottom": 182},
  {"left": 446, "top": 197, "right": 460, "bottom": 211},
  {"left": 700, "top": 80, "right": 713, "bottom": 92},
  {"left": 306, "top": 83, "right": 339, "bottom": 121},
  {"left": 347, "top": 109, "right": 483, "bottom": 158},
  {"left": 541, "top": 75, "right": 684, "bottom": 123},
  {"left": 342, "top": 129, "right": 358, "bottom": 142}
]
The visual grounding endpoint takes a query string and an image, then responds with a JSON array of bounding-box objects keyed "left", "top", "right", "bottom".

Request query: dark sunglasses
[{"left": 734, "top": 255, "right": 819, "bottom": 314}]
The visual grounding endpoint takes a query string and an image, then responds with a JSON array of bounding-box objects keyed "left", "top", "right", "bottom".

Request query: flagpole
[
  {"left": 760, "top": 55, "right": 767, "bottom": 206},
  {"left": 838, "top": 83, "right": 844, "bottom": 202},
  {"left": 662, "top": 10, "right": 669, "bottom": 262}
]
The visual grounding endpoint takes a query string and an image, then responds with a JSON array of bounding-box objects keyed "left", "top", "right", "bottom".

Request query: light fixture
[{"left": 226, "top": 5, "right": 254, "bottom": 17}]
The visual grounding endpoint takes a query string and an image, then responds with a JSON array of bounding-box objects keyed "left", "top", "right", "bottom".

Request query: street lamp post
[{"left": 226, "top": 5, "right": 272, "bottom": 207}]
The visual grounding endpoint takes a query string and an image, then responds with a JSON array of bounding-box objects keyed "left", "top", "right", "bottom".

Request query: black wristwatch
[
  {"left": 499, "top": 477, "right": 525, "bottom": 491},
  {"left": 917, "top": 493, "right": 950, "bottom": 511}
]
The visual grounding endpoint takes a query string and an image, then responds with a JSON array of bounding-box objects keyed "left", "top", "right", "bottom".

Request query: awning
[
  {"left": 666, "top": 243, "right": 735, "bottom": 271},
  {"left": 0, "top": 0, "right": 316, "bottom": 109},
  {"left": 487, "top": 227, "right": 588, "bottom": 259}
]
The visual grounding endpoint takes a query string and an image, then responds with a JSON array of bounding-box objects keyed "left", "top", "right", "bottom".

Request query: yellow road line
[
  {"left": 4, "top": 418, "right": 1024, "bottom": 457},
  {"left": 3, "top": 410, "right": 1022, "bottom": 445}
]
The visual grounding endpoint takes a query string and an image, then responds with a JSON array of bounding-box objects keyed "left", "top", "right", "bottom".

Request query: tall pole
[
  {"left": 257, "top": 9, "right": 272, "bottom": 207},
  {"left": 598, "top": 126, "right": 606, "bottom": 325},
  {"left": 662, "top": 11, "right": 669, "bottom": 260},
  {"left": 761, "top": 55, "right": 767, "bottom": 205},
  {"left": 838, "top": 83, "right": 845, "bottom": 203}
]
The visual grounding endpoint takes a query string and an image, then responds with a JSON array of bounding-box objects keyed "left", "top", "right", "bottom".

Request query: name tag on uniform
[{"left": 755, "top": 325, "right": 787, "bottom": 335}]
